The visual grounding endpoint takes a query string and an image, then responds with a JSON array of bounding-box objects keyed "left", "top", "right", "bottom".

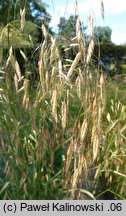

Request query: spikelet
[
  {"left": 6, "top": 46, "right": 13, "bottom": 67},
  {"left": 106, "top": 113, "right": 111, "bottom": 123},
  {"left": 100, "top": 73, "right": 104, "bottom": 86},
  {"left": 38, "top": 35, "right": 47, "bottom": 91},
  {"left": 86, "top": 39, "right": 94, "bottom": 64},
  {"left": 6, "top": 47, "right": 22, "bottom": 92},
  {"left": 45, "top": 69, "right": 49, "bottom": 90},
  {"left": 99, "top": 73, "right": 105, "bottom": 121},
  {"left": 72, "top": 168, "right": 79, "bottom": 190},
  {"left": 20, "top": 8, "right": 26, "bottom": 30},
  {"left": 20, "top": 177, "right": 26, "bottom": 188},
  {"left": 13, "top": 60, "right": 22, "bottom": 92},
  {"left": 100, "top": 0, "right": 104, "bottom": 19},
  {"left": 75, "top": 76, "right": 81, "bottom": 99},
  {"left": 42, "top": 24, "right": 47, "bottom": 39},
  {"left": 98, "top": 103, "right": 103, "bottom": 129},
  {"left": 61, "top": 101, "right": 67, "bottom": 129},
  {"left": 29, "top": 35, "right": 34, "bottom": 47},
  {"left": 74, "top": 0, "right": 78, "bottom": 15},
  {"left": 50, "top": 67, "right": 57, "bottom": 88},
  {"left": 94, "top": 164, "right": 101, "bottom": 179},
  {"left": 64, "top": 139, "right": 75, "bottom": 187},
  {"left": 6, "top": 47, "right": 21, "bottom": 79},
  {"left": 4, "top": 161, "right": 10, "bottom": 175},
  {"left": 38, "top": 57, "right": 44, "bottom": 86},
  {"left": 76, "top": 17, "right": 81, "bottom": 44},
  {"left": 89, "top": 72, "right": 93, "bottom": 81},
  {"left": 93, "top": 133, "right": 99, "bottom": 161},
  {"left": 67, "top": 51, "right": 82, "bottom": 78},
  {"left": 76, "top": 17, "right": 86, "bottom": 59},
  {"left": 87, "top": 15, "right": 94, "bottom": 36},
  {"left": 23, "top": 183, "right": 28, "bottom": 196},
  {"left": 91, "top": 97, "right": 97, "bottom": 143},
  {"left": 72, "top": 152, "right": 87, "bottom": 191},
  {"left": 100, "top": 73, "right": 104, "bottom": 97},
  {"left": 14, "top": 60, "right": 21, "bottom": 80},
  {"left": 22, "top": 79, "right": 29, "bottom": 109},
  {"left": 80, "top": 119, "right": 88, "bottom": 143},
  {"left": 14, "top": 73, "right": 18, "bottom": 92},
  {"left": 20, "top": 50, "right": 28, "bottom": 62},
  {"left": 50, "top": 37, "right": 57, "bottom": 62},
  {"left": 58, "top": 59, "right": 63, "bottom": 78},
  {"left": 51, "top": 89, "right": 58, "bottom": 123},
  {"left": 67, "top": 89, "right": 69, "bottom": 108}
]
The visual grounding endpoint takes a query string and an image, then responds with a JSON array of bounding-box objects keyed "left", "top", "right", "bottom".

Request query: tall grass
[{"left": 0, "top": 1, "right": 126, "bottom": 199}]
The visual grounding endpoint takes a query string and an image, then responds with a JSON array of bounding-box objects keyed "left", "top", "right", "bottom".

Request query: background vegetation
[{"left": 0, "top": 0, "right": 126, "bottom": 200}]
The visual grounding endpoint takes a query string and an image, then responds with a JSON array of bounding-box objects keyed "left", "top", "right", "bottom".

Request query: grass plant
[{"left": 0, "top": 0, "right": 126, "bottom": 199}]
